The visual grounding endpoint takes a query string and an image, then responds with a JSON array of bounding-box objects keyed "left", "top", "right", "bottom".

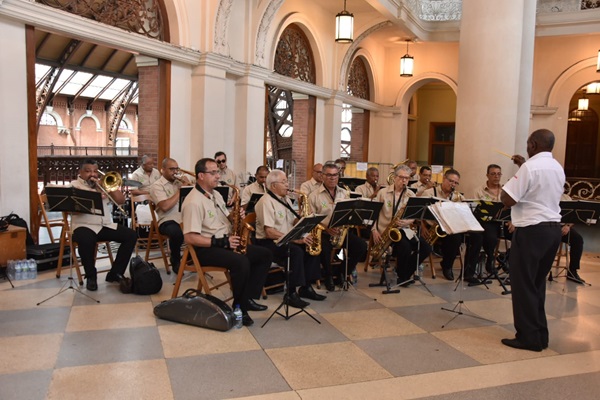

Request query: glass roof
[{"left": 35, "top": 63, "right": 138, "bottom": 104}]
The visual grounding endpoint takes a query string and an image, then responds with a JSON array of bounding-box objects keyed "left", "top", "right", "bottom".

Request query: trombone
[
  {"left": 173, "top": 168, "right": 196, "bottom": 184},
  {"left": 94, "top": 170, "right": 128, "bottom": 215}
]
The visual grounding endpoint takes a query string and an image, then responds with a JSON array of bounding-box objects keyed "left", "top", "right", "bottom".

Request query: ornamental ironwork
[
  {"left": 35, "top": 0, "right": 164, "bottom": 40},
  {"left": 565, "top": 178, "right": 600, "bottom": 201},
  {"left": 274, "top": 24, "right": 316, "bottom": 84},
  {"left": 347, "top": 57, "right": 370, "bottom": 100}
]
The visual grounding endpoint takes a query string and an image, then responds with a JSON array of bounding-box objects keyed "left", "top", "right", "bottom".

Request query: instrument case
[
  {"left": 153, "top": 289, "right": 235, "bottom": 332},
  {"left": 26, "top": 243, "right": 70, "bottom": 271}
]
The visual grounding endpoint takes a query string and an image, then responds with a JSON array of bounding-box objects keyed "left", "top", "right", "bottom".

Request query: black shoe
[
  {"left": 284, "top": 292, "right": 310, "bottom": 309},
  {"left": 442, "top": 269, "right": 454, "bottom": 281},
  {"left": 105, "top": 272, "right": 125, "bottom": 283},
  {"left": 567, "top": 270, "right": 586, "bottom": 284},
  {"left": 86, "top": 278, "right": 98, "bottom": 291},
  {"left": 298, "top": 285, "right": 327, "bottom": 301},
  {"left": 464, "top": 276, "right": 484, "bottom": 286},
  {"left": 324, "top": 276, "right": 335, "bottom": 292},
  {"left": 501, "top": 338, "right": 542, "bottom": 352},
  {"left": 242, "top": 314, "right": 254, "bottom": 326},
  {"left": 247, "top": 299, "right": 268, "bottom": 311}
]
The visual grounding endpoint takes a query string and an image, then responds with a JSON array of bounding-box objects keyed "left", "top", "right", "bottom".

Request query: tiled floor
[{"left": 2, "top": 251, "right": 600, "bottom": 400}]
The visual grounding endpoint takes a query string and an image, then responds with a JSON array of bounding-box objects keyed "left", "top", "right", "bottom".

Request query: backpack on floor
[{"left": 128, "top": 255, "right": 162, "bottom": 295}]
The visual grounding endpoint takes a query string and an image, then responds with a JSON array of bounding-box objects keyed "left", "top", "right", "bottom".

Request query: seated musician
[
  {"left": 411, "top": 166, "right": 436, "bottom": 196},
  {"left": 372, "top": 165, "right": 431, "bottom": 286},
  {"left": 254, "top": 170, "right": 326, "bottom": 308},
  {"left": 241, "top": 165, "right": 269, "bottom": 210},
  {"left": 130, "top": 155, "right": 161, "bottom": 195},
  {"left": 70, "top": 159, "right": 137, "bottom": 291},
  {"left": 181, "top": 158, "right": 272, "bottom": 326},
  {"left": 148, "top": 158, "right": 193, "bottom": 274},
  {"left": 308, "top": 162, "right": 367, "bottom": 291},
  {"left": 355, "top": 167, "right": 382, "bottom": 199},
  {"left": 300, "top": 163, "right": 323, "bottom": 195},
  {"left": 422, "top": 169, "right": 483, "bottom": 284},
  {"left": 560, "top": 192, "right": 586, "bottom": 284}
]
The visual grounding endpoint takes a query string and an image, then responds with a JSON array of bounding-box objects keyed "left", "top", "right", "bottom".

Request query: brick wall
[
  {"left": 292, "top": 99, "right": 308, "bottom": 185},
  {"left": 137, "top": 65, "right": 159, "bottom": 161}
]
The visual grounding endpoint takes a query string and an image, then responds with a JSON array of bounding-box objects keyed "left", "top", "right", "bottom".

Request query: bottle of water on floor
[
  {"left": 233, "top": 304, "right": 243, "bottom": 329},
  {"left": 352, "top": 269, "right": 358, "bottom": 284}
]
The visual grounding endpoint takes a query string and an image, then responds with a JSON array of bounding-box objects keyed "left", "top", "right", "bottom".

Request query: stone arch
[
  {"left": 75, "top": 114, "right": 103, "bottom": 132},
  {"left": 347, "top": 49, "right": 378, "bottom": 101},
  {"left": 395, "top": 72, "right": 458, "bottom": 111}
]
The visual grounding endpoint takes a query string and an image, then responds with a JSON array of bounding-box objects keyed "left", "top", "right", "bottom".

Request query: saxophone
[
  {"left": 221, "top": 181, "right": 253, "bottom": 254},
  {"left": 329, "top": 185, "right": 350, "bottom": 249},
  {"left": 369, "top": 206, "right": 406, "bottom": 263},
  {"left": 290, "top": 189, "right": 325, "bottom": 256}
]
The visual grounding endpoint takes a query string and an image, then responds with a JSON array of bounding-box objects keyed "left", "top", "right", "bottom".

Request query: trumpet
[
  {"left": 173, "top": 168, "right": 195, "bottom": 184},
  {"left": 94, "top": 170, "right": 128, "bottom": 215}
]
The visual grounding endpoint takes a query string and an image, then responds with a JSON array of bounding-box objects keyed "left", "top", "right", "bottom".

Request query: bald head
[{"left": 527, "top": 129, "right": 555, "bottom": 157}]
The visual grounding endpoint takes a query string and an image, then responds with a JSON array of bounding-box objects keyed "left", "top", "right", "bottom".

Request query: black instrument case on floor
[{"left": 27, "top": 243, "right": 70, "bottom": 271}]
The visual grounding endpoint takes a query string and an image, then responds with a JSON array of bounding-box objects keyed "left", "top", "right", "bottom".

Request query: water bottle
[
  {"left": 351, "top": 269, "right": 358, "bottom": 284},
  {"left": 28, "top": 259, "right": 37, "bottom": 279},
  {"left": 14, "top": 261, "right": 23, "bottom": 281},
  {"left": 233, "top": 304, "right": 243, "bottom": 329}
]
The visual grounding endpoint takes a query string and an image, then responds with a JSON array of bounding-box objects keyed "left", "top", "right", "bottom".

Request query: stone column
[{"left": 454, "top": 0, "right": 536, "bottom": 195}]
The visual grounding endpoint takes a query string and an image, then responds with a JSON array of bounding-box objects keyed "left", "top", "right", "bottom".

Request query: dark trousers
[
  {"left": 392, "top": 233, "right": 431, "bottom": 282},
  {"left": 193, "top": 244, "right": 272, "bottom": 312},
  {"left": 255, "top": 239, "right": 321, "bottom": 288},
  {"left": 158, "top": 221, "right": 183, "bottom": 271},
  {"left": 509, "top": 223, "right": 561, "bottom": 348},
  {"left": 562, "top": 228, "right": 584, "bottom": 271},
  {"left": 72, "top": 225, "right": 138, "bottom": 280},
  {"left": 320, "top": 231, "right": 367, "bottom": 278},
  {"left": 440, "top": 233, "right": 463, "bottom": 272},
  {"left": 464, "top": 231, "right": 483, "bottom": 278}
]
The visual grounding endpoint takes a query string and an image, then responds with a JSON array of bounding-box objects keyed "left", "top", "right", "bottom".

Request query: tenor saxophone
[
  {"left": 221, "top": 181, "right": 253, "bottom": 254},
  {"left": 290, "top": 189, "right": 325, "bottom": 256},
  {"left": 369, "top": 206, "right": 406, "bottom": 263}
]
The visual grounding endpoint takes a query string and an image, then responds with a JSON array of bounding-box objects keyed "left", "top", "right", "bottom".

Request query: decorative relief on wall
[
  {"left": 214, "top": 0, "right": 233, "bottom": 55},
  {"left": 347, "top": 57, "right": 370, "bottom": 100},
  {"left": 255, "top": 0, "right": 285, "bottom": 67},
  {"left": 35, "top": 0, "right": 164, "bottom": 40},
  {"left": 273, "top": 24, "right": 315, "bottom": 84},
  {"left": 405, "top": 0, "right": 462, "bottom": 21}
]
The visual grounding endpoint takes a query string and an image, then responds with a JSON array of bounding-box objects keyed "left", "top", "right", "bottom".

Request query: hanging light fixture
[
  {"left": 335, "top": 0, "right": 354, "bottom": 43},
  {"left": 597, "top": 49, "right": 600, "bottom": 72},
  {"left": 400, "top": 40, "right": 414, "bottom": 77},
  {"left": 578, "top": 97, "right": 589, "bottom": 111},
  {"left": 586, "top": 82, "right": 600, "bottom": 94}
]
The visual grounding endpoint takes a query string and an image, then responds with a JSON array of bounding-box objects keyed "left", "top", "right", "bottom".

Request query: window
[
  {"left": 429, "top": 122, "right": 455, "bottom": 165},
  {"left": 341, "top": 104, "right": 352, "bottom": 158},
  {"left": 115, "top": 138, "right": 130, "bottom": 155},
  {"left": 40, "top": 112, "right": 57, "bottom": 126}
]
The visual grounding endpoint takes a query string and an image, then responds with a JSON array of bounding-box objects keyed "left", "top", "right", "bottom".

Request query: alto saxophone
[
  {"left": 330, "top": 184, "right": 350, "bottom": 249},
  {"left": 289, "top": 189, "right": 325, "bottom": 256},
  {"left": 221, "top": 181, "right": 253, "bottom": 254},
  {"left": 369, "top": 205, "right": 406, "bottom": 263}
]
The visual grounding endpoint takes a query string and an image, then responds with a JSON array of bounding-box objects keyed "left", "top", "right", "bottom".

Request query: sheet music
[{"left": 428, "top": 201, "right": 483, "bottom": 234}]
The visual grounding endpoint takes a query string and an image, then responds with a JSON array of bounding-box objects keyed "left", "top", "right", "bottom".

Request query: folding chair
[
  {"left": 130, "top": 195, "right": 171, "bottom": 273},
  {"left": 172, "top": 246, "right": 233, "bottom": 302},
  {"left": 56, "top": 212, "right": 114, "bottom": 285},
  {"left": 37, "top": 193, "right": 65, "bottom": 244}
]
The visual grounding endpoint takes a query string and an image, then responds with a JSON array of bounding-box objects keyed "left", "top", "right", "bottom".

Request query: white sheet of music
[{"left": 428, "top": 201, "right": 484, "bottom": 234}]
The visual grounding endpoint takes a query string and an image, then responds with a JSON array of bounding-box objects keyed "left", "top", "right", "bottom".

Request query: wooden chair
[
  {"left": 56, "top": 212, "right": 114, "bottom": 285},
  {"left": 549, "top": 241, "right": 569, "bottom": 281},
  {"left": 146, "top": 201, "right": 172, "bottom": 274},
  {"left": 37, "top": 193, "right": 65, "bottom": 244},
  {"left": 172, "top": 246, "right": 233, "bottom": 302},
  {"left": 130, "top": 195, "right": 171, "bottom": 273}
]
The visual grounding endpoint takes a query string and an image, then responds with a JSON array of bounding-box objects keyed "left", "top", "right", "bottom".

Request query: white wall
[
  {"left": 169, "top": 61, "right": 194, "bottom": 169},
  {"left": 0, "top": 17, "right": 30, "bottom": 219}
]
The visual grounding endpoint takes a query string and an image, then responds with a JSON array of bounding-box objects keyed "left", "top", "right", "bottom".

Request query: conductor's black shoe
[
  {"left": 284, "top": 292, "right": 310, "bottom": 309},
  {"left": 86, "top": 278, "right": 98, "bottom": 291},
  {"left": 298, "top": 285, "right": 326, "bottom": 301},
  {"left": 247, "top": 299, "right": 268, "bottom": 311},
  {"left": 567, "top": 270, "right": 586, "bottom": 284},
  {"left": 242, "top": 314, "right": 254, "bottom": 326},
  {"left": 442, "top": 269, "right": 454, "bottom": 281},
  {"left": 324, "top": 277, "right": 335, "bottom": 292},
  {"left": 105, "top": 272, "right": 125, "bottom": 283},
  {"left": 501, "top": 338, "right": 543, "bottom": 352}
]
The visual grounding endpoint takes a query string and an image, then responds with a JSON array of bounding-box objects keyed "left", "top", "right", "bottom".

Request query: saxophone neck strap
[{"left": 267, "top": 189, "right": 301, "bottom": 219}]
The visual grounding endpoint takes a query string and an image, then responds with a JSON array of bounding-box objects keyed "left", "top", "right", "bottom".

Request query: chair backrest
[
  {"left": 131, "top": 194, "right": 151, "bottom": 229},
  {"left": 38, "top": 192, "right": 65, "bottom": 243}
]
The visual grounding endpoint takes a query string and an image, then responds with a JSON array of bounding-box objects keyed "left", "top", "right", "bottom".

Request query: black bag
[
  {"left": 153, "top": 289, "right": 235, "bottom": 332},
  {"left": 128, "top": 255, "right": 162, "bottom": 295},
  {"left": 2, "top": 213, "right": 34, "bottom": 246},
  {"left": 27, "top": 243, "right": 71, "bottom": 271}
]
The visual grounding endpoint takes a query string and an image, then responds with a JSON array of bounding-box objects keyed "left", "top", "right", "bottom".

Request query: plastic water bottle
[
  {"left": 351, "top": 269, "right": 358, "bottom": 284},
  {"left": 233, "top": 304, "right": 243, "bottom": 329},
  {"left": 14, "top": 261, "right": 23, "bottom": 281},
  {"left": 28, "top": 259, "right": 37, "bottom": 280}
]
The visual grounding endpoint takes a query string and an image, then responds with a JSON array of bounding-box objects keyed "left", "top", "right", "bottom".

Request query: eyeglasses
[
  {"left": 395, "top": 175, "right": 410, "bottom": 180},
  {"left": 216, "top": 159, "right": 226, "bottom": 164},
  {"left": 446, "top": 178, "right": 460, "bottom": 185},
  {"left": 324, "top": 173, "right": 339, "bottom": 178},
  {"left": 201, "top": 170, "right": 220, "bottom": 176},
  {"left": 167, "top": 167, "right": 180, "bottom": 171}
]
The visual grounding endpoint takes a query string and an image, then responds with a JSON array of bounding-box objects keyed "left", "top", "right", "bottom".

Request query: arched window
[
  {"left": 273, "top": 24, "right": 316, "bottom": 84},
  {"left": 348, "top": 57, "right": 370, "bottom": 100},
  {"left": 341, "top": 104, "right": 352, "bottom": 159},
  {"left": 40, "top": 112, "right": 57, "bottom": 126}
]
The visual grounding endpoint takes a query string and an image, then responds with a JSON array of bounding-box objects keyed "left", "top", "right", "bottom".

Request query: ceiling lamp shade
[
  {"left": 335, "top": 0, "right": 354, "bottom": 43},
  {"left": 400, "top": 40, "right": 414, "bottom": 77},
  {"left": 578, "top": 97, "right": 589, "bottom": 111},
  {"left": 597, "top": 49, "right": 600, "bottom": 72},
  {"left": 586, "top": 82, "right": 600, "bottom": 94}
]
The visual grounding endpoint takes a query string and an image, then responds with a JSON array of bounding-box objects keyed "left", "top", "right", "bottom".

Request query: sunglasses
[{"left": 216, "top": 159, "right": 226, "bottom": 164}]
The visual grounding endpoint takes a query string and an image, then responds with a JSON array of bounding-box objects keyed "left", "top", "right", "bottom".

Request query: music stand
[
  {"left": 329, "top": 198, "right": 382, "bottom": 291},
  {"left": 261, "top": 214, "right": 326, "bottom": 328},
  {"left": 369, "top": 196, "right": 436, "bottom": 296},
  {"left": 245, "top": 193, "right": 264, "bottom": 214},
  {"left": 37, "top": 186, "right": 103, "bottom": 305},
  {"left": 178, "top": 186, "right": 194, "bottom": 211}
]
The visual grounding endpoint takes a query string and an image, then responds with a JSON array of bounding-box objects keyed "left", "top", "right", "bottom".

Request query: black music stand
[
  {"left": 329, "top": 198, "right": 382, "bottom": 291},
  {"left": 245, "top": 193, "right": 264, "bottom": 213},
  {"left": 261, "top": 214, "right": 326, "bottom": 328},
  {"left": 369, "top": 196, "right": 436, "bottom": 296},
  {"left": 37, "top": 186, "right": 104, "bottom": 305},
  {"left": 472, "top": 201, "right": 511, "bottom": 295},
  {"left": 428, "top": 202, "right": 494, "bottom": 328}
]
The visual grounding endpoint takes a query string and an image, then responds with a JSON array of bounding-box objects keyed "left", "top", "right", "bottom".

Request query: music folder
[
  {"left": 178, "top": 186, "right": 194, "bottom": 212},
  {"left": 215, "top": 186, "right": 230, "bottom": 201},
  {"left": 245, "top": 193, "right": 264, "bottom": 214},
  {"left": 275, "top": 214, "right": 327, "bottom": 247},
  {"left": 45, "top": 186, "right": 104, "bottom": 215},
  {"left": 329, "top": 198, "right": 383, "bottom": 230},
  {"left": 471, "top": 200, "right": 505, "bottom": 222},
  {"left": 428, "top": 201, "right": 484, "bottom": 234}
]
